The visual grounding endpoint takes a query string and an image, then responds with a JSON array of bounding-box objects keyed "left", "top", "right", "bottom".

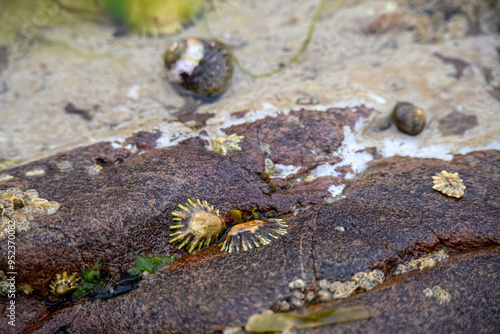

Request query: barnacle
[
  {"left": 433, "top": 286, "right": 452, "bottom": 304},
  {"left": 367, "top": 269, "right": 385, "bottom": 284},
  {"left": 25, "top": 168, "right": 46, "bottom": 177},
  {"left": 17, "top": 283, "right": 33, "bottom": 295},
  {"left": 0, "top": 175, "right": 14, "bottom": 182},
  {"left": 288, "top": 279, "right": 305, "bottom": 291},
  {"left": 211, "top": 134, "right": 244, "bottom": 154},
  {"left": 316, "top": 290, "right": 333, "bottom": 302},
  {"left": 170, "top": 199, "right": 226, "bottom": 253},
  {"left": 331, "top": 281, "right": 357, "bottom": 299},
  {"left": 164, "top": 38, "right": 233, "bottom": 98},
  {"left": 432, "top": 170, "right": 466, "bottom": 198},
  {"left": 0, "top": 188, "right": 60, "bottom": 239},
  {"left": 318, "top": 279, "right": 331, "bottom": 290},
  {"left": 423, "top": 286, "right": 452, "bottom": 304},
  {"left": 352, "top": 272, "right": 367, "bottom": 283},
  {"left": 49, "top": 272, "right": 79, "bottom": 296},
  {"left": 219, "top": 219, "right": 288, "bottom": 253}
]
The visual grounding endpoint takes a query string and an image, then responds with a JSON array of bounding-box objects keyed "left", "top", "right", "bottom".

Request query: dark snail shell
[
  {"left": 392, "top": 102, "right": 426, "bottom": 135},
  {"left": 164, "top": 38, "right": 233, "bottom": 99}
]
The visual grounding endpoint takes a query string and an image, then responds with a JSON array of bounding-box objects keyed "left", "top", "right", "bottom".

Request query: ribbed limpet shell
[
  {"left": 170, "top": 199, "right": 226, "bottom": 253},
  {"left": 432, "top": 170, "right": 465, "bottom": 198},
  {"left": 219, "top": 219, "right": 288, "bottom": 253},
  {"left": 49, "top": 272, "right": 79, "bottom": 296}
]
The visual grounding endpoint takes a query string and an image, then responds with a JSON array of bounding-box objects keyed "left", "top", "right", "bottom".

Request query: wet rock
[
  {"left": 0, "top": 107, "right": 498, "bottom": 333},
  {"left": 438, "top": 111, "right": 478, "bottom": 136},
  {"left": 433, "top": 53, "right": 470, "bottom": 80},
  {"left": 123, "top": 130, "right": 161, "bottom": 151},
  {"left": 14, "top": 147, "right": 500, "bottom": 334}
]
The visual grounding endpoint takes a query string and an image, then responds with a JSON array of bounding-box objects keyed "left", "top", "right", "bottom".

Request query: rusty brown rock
[
  {"left": 0, "top": 108, "right": 369, "bottom": 297},
  {"left": 13, "top": 148, "right": 500, "bottom": 334},
  {"left": 0, "top": 109, "right": 498, "bottom": 333}
]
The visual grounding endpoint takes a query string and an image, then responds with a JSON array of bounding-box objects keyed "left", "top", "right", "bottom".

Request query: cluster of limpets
[
  {"left": 170, "top": 199, "right": 288, "bottom": 253},
  {"left": 0, "top": 188, "right": 60, "bottom": 239}
]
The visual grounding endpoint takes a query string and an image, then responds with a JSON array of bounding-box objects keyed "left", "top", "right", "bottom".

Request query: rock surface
[{"left": 0, "top": 109, "right": 498, "bottom": 332}]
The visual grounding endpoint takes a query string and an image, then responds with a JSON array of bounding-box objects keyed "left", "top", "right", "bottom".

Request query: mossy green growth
[
  {"left": 71, "top": 267, "right": 106, "bottom": 299},
  {"left": 101, "top": 0, "right": 204, "bottom": 35},
  {"left": 128, "top": 253, "right": 175, "bottom": 276}
]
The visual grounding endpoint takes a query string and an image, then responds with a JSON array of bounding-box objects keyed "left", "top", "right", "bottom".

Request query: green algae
[
  {"left": 101, "top": 0, "right": 204, "bottom": 35},
  {"left": 127, "top": 252, "right": 175, "bottom": 276},
  {"left": 71, "top": 267, "right": 105, "bottom": 299},
  {"left": 245, "top": 304, "right": 370, "bottom": 332},
  {"left": 230, "top": 210, "right": 244, "bottom": 224}
]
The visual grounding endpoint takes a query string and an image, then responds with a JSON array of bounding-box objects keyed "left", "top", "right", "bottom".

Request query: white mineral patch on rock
[{"left": 271, "top": 164, "right": 301, "bottom": 178}]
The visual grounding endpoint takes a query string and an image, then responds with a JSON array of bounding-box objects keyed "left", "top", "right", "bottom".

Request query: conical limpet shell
[
  {"left": 49, "top": 272, "right": 79, "bottom": 296},
  {"left": 219, "top": 219, "right": 288, "bottom": 253},
  {"left": 432, "top": 170, "right": 465, "bottom": 198},
  {"left": 170, "top": 199, "right": 226, "bottom": 253}
]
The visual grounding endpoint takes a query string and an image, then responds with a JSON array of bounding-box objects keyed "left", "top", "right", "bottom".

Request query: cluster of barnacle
[
  {"left": 169, "top": 199, "right": 287, "bottom": 253},
  {"left": 317, "top": 269, "right": 385, "bottom": 302},
  {"left": 394, "top": 250, "right": 449, "bottom": 276},
  {"left": 211, "top": 134, "right": 245, "bottom": 154},
  {"left": 275, "top": 270, "right": 385, "bottom": 312},
  {"left": 423, "top": 285, "right": 452, "bottom": 304},
  {"left": 0, "top": 188, "right": 60, "bottom": 239}
]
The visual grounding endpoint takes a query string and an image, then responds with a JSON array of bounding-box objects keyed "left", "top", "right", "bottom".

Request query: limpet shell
[
  {"left": 432, "top": 170, "right": 466, "bottom": 198},
  {"left": 219, "top": 219, "right": 288, "bottom": 253},
  {"left": 49, "top": 272, "right": 79, "bottom": 296},
  {"left": 170, "top": 199, "right": 226, "bottom": 253}
]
